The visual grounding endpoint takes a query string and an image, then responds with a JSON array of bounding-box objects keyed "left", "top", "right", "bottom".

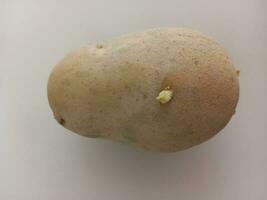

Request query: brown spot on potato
[
  {"left": 96, "top": 43, "right": 103, "bottom": 49},
  {"left": 143, "top": 94, "right": 148, "bottom": 99},
  {"left": 58, "top": 118, "right": 65, "bottom": 126}
]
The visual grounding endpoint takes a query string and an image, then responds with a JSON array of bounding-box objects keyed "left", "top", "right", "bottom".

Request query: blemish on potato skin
[
  {"left": 58, "top": 118, "right": 65, "bottom": 126},
  {"left": 96, "top": 43, "right": 103, "bottom": 49},
  {"left": 143, "top": 94, "right": 148, "bottom": 99}
]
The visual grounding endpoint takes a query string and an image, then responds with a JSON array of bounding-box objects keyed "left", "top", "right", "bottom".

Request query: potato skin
[{"left": 47, "top": 27, "right": 239, "bottom": 152}]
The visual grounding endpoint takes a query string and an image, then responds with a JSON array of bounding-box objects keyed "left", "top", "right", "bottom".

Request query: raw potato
[{"left": 47, "top": 27, "right": 239, "bottom": 152}]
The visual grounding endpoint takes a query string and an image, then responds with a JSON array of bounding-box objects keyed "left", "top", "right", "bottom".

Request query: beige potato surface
[{"left": 47, "top": 27, "right": 239, "bottom": 152}]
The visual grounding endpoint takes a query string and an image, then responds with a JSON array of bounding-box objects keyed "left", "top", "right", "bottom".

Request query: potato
[{"left": 47, "top": 27, "right": 239, "bottom": 152}]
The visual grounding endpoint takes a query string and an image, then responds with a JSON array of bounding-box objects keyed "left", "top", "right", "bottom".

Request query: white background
[{"left": 1, "top": 0, "right": 266, "bottom": 199}]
